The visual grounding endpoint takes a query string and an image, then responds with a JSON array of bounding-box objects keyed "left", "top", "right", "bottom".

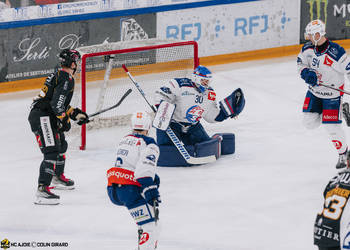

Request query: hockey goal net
[{"left": 70, "top": 39, "right": 199, "bottom": 150}]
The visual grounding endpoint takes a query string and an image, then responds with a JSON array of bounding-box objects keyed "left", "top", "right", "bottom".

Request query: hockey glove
[
  {"left": 219, "top": 88, "right": 245, "bottom": 119},
  {"left": 57, "top": 114, "right": 71, "bottom": 132},
  {"left": 70, "top": 108, "right": 89, "bottom": 125},
  {"left": 154, "top": 174, "right": 160, "bottom": 189},
  {"left": 137, "top": 177, "right": 161, "bottom": 206},
  {"left": 301, "top": 68, "right": 318, "bottom": 86}
]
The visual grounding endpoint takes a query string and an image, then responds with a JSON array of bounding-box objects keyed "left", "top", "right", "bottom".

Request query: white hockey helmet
[
  {"left": 304, "top": 19, "right": 326, "bottom": 44},
  {"left": 131, "top": 110, "right": 152, "bottom": 131},
  {"left": 191, "top": 65, "right": 212, "bottom": 93}
]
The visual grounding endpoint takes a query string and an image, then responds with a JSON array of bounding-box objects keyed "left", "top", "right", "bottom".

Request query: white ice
[{"left": 0, "top": 56, "right": 345, "bottom": 250}]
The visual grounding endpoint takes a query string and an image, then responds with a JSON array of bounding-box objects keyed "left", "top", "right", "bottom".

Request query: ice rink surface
[{"left": 0, "top": 56, "right": 347, "bottom": 249}]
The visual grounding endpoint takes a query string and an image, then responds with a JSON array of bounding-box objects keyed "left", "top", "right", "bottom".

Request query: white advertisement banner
[
  {"left": 157, "top": 0, "right": 300, "bottom": 57},
  {"left": 0, "top": 0, "right": 209, "bottom": 23}
]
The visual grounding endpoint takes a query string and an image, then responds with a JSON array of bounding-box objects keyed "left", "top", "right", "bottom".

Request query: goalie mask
[
  {"left": 59, "top": 49, "right": 81, "bottom": 69},
  {"left": 131, "top": 111, "right": 152, "bottom": 131},
  {"left": 304, "top": 19, "right": 326, "bottom": 45},
  {"left": 192, "top": 65, "right": 212, "bottom": 93}
]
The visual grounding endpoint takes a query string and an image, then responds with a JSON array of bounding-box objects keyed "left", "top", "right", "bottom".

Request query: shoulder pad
[
  {"left": 132, "top": 134, "right": 157, "bottom": 146},
  {"left": 174, "top": 78, "right": 194, "bottom": 88},
  {"left": 327, "top": 41, "right": 346, "bottom": 61},
  {"left": 301, "top": 41, "right": 314, "bottom": 52}
]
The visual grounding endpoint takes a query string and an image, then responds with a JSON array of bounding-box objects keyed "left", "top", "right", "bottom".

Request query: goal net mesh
[{"left": 68, "top": 39, "right": 199, "bottom": 150}]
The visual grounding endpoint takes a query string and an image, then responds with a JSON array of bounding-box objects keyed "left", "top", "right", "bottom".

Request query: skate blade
[
  {"left": 34, "top": 197, "right": 60, "bottom": 205},
  {"left": 51, "top": 185, "right": 75, "bottom": 190}
]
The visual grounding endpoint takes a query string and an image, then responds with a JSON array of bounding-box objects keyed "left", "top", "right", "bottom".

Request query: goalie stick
[
  {"left": 121, "top": 64, "right": 216, "bottom": 165},
  {"left": 88, "top": 88, "right": 132, "bottom": 119}
]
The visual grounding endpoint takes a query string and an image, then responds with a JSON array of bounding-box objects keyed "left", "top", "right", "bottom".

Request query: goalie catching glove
[
  {"left": 69, "top": 107, "right": 89, "bottom": 125},
  {"left": 219, "top": 88, "right": 245, "bottom": 118}
]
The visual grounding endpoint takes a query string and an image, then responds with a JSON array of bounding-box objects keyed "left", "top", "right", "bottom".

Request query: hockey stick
[
  {"left": 318, "top": 83, "right": 350, "bottom": 96},
  {"left": 121, "top": 65, "right": 216, "bottom": 165},
  {"left": 88, "top": 88, "right": 132, "bottom": 118}
]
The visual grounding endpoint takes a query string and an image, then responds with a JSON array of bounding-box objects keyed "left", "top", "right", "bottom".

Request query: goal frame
[{"left": 79, "top": 40, "right": 199, "bottom": 150}]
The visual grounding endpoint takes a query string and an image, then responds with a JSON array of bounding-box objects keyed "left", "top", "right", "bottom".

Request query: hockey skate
[
  {"left": 342, "top": 102, "right": 350, "bottom": 126},
  {"left": 34, "top": 184, "right": 60, "bottom": 205},
  {"left": 52, "top": 174, "right": 75, "bottom": 190},
  {"left": 336, "top": 151, "right": 350, "bottom": 169}
]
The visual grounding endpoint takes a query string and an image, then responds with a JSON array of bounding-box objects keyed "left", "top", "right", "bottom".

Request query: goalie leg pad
[
  {"left": 158, "top": 144, "right": 195, "bottom": 167},
  {"left": 157, "top": 136, "right": 222, "bottom": 167},
  {"left": 212, "top": 133, "right": 235, "bottom": 155},
  {"left": 195, "top": 137, "right": 222, "bottom": 159}
]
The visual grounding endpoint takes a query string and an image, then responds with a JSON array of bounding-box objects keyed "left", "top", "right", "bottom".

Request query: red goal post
[{"left": 75, "top": 39, "right": 199, "bottom": 150}]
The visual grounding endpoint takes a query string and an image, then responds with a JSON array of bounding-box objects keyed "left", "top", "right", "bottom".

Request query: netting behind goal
[{"left": 69, "top": 39, "right": 199, "bottom": 150}]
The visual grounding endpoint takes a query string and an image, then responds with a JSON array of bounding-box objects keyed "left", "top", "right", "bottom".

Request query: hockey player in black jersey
[
  {"left": 314, "top": 168, "right": 350, "bottom": 250},
  {"left": 28, "top": 49, "right": 89, "bottom": 205}
]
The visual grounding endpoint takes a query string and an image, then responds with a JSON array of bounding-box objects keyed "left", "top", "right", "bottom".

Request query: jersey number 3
[{"left": 321, "top": 194, "right": 347, "bottom": 220}]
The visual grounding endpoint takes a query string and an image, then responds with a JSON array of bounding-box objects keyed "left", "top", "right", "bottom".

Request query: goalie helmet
[
  {"left": 192, "top": 65, "right": 212, "bottom": 93},
  {"left": 304, "top": 19, "right": 326, "bottom": 44},
  {"left": 59, "top": 49, "right": 81, "bottom": 68},
  {"left": 131, "top": 110, "right": 152, "bottom": 131}
]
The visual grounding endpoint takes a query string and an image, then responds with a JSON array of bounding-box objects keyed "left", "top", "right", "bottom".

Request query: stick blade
[{"left": 187, "top": 155, "right": 217, "bottom": 165}]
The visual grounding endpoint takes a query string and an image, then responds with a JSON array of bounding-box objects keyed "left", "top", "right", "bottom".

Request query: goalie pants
[
  {"left": 157, "top": 121, "right": 210, "bottom": 146},
  {"left": 28, "top": 108, "right": 68, "bottom": 186}
]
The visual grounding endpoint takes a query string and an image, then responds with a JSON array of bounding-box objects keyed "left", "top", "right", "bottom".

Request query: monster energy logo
[{"left": 306, "top": 0, "right": 328, "bottom": 25}]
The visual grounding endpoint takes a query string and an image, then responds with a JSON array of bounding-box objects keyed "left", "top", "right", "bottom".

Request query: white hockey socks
[{"left": 324, "top": 123, "right": 348, "bottom": 154}]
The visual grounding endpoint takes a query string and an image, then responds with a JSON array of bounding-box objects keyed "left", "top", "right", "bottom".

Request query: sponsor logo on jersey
[
  {"left": 181, "top": 90, "right": 195, "bottom": 96},
  {"left": 332, "top": 140, "right": 343, "bottom": 150},
  {"left": 139, "top": 232, "right": 150, "bottom": 245},
  {"left": 208, "top": 91, "right": 216, "bottom": 101},
  {"left": 324, "top": 55, "right": 334, "bottom": 66},
  {"left": 314, "top": 225, "right": 340, "bottom": 242},
  {"left": 107, "top": 167, "right": 141, "bottom": 186},
  {"left": 185, "top": 105, "right": 204, "bottom": 123}
]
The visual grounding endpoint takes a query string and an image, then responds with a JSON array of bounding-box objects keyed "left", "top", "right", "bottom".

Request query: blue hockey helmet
[{"left": 191, "top": 65, "right": 212, "bottom": 93}]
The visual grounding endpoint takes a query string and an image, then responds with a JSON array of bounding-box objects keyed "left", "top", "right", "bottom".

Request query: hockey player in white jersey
[
  {"left": 154, "top": 65, "right": 245, "bottom": 146},
  {"left": 297, "top": 19, "right": 350, "bottom": 169},
  {"left": 106, "top": 111, "right": 160, "bottom": 250}
]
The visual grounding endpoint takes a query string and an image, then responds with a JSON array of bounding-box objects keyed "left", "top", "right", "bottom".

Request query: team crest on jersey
[
  {"left": 208, "top": 91, "right": 216, "bottom": 101},
  {"left": 186, "top": 105, "right": 204, "bottom": 123},
  {"left": 324, "top": 55, "right": 333, "bottom": 67}
]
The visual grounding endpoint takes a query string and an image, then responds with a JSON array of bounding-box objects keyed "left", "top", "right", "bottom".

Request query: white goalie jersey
[
  {"left": 154, "top": 78, "right": 221, "bottom": 124},
  {"left": 297, "top": 41, "right": 350, "bottom": 99}
]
